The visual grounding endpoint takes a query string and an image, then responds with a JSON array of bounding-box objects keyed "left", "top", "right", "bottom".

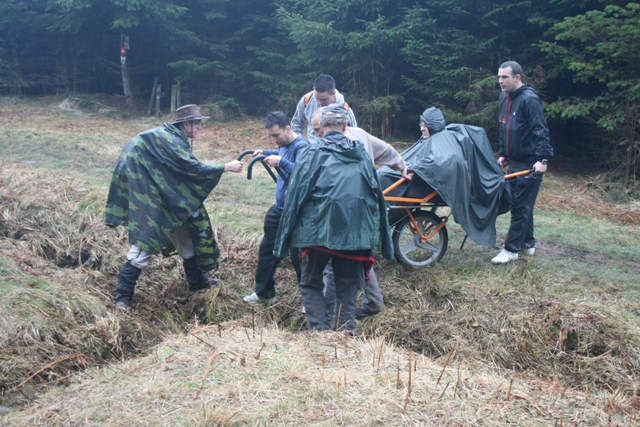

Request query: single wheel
[{"left": 392, "top": 210, "right": 448, "bottom": 268}]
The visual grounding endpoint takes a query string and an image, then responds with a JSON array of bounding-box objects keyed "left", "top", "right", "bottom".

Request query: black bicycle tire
[{"left": 392, "top": 210, "right": 448, "bottom": 268}]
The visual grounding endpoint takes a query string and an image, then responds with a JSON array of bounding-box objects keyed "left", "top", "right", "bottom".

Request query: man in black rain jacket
[{"left": 492, "top": 61, "right": 554, "bottom": 264}]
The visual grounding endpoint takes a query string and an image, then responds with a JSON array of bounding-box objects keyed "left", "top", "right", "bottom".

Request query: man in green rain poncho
[{"left": 105, "top": 104, "right": 243, "bottom": 309}]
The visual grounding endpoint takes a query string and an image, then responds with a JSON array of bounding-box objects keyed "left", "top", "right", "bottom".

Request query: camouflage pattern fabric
[{"left": 105, "top": 123, "right": 224, "bottom": 271}]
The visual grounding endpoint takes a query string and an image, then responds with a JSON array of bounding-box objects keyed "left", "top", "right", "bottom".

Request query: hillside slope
[{"left": 1, "top": 96, "right": 639, "bottom": 425}]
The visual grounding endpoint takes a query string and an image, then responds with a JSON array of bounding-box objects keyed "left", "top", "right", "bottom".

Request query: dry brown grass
[
  {"left": 0, "top": 166, "right": 166, "bottom": 404},
  {"left": 537, "top": 172, "right": 640, "bottom": 226},
  {"left": 4, "top": 323, "right": 635, "bottom": 426},
  {"left": 362, "top": 262, "right": 640, "bottom": 396}
]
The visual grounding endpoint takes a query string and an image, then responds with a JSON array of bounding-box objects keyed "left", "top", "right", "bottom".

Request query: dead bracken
[{"left": 1, "top": 96, "right": 639, "bottom": 425}]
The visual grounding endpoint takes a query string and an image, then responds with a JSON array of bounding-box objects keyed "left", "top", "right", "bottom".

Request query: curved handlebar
[
  {"left": 240, "top": 150, "right": 289, "bottom": 184},
  {"left": 237, "top": 150, "right": 255, "bottom": 161},
  {"left": 247, "top": 155, "right": 279, "bottom": 183}
]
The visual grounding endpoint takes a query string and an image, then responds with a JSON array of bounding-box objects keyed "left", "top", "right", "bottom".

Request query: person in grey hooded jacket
[
  {"left": 402, "top": 107, "right": 448, "bottom": 199},
  {"left": 291, "top": 74, "right": 357, "bottom": 143}
]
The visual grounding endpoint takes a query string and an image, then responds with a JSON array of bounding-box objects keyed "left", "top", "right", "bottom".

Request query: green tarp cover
[{"left": 378, "top": 124, "right": 509, "bottom": 248}]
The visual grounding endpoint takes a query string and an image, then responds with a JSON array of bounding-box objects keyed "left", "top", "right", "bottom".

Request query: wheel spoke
[
  {"left": 400, "top": 236, "right": 420, "bottom": 255},
  {"left": 419, "top": 240, "right": 440, "bottom": 252},
  {"left": 393, "top": 210, "right": 448, "bottom": 268}
]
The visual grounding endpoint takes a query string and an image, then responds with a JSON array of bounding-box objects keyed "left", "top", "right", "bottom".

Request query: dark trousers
[
  {"left": 299, "top": 249, "right": 364, "bottom": 333},
  {"left": 255, "top": 205, "right": 301, "bottom": 299},
  {"left": 504, "top": 165, "right": 543, "bottom": 253}
]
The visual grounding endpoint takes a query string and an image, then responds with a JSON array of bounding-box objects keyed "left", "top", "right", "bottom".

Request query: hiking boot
[
  {"left": 355, "top": 307, "right": 381, "bottom": 320},
  {"left": 243, "top": 292, "right": 276, "bottom": 304},
  {"left": 183, "top": 257, "right": 219, "bottom": 291},
  {"left": 491, "top": 249, "right": 518, "bottom": 264},
  {"left": 114, "top": 261, "right": 142, "bottom": 308}
]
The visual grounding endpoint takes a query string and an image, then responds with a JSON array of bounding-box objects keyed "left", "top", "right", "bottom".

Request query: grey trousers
[
  {"left": 299, "top": 250, "right": 363, "bottom": 333},
  {"left": 323, "top": 260, "right": 384, "bottom": 322},
  {"left": 127, "top": 223, "right": 194, "bottom": 269}
]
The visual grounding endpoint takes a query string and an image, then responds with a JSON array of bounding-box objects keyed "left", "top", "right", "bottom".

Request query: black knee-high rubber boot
[
  {"left": 183, "top": 257, "right": 219, "bottom": 291},
  {"left": 114, "top": 261, "right": 142, "bottom": 308}
]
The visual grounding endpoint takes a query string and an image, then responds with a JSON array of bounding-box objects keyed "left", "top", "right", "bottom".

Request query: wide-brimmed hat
[{"left": 172, "top": 104, "right": 209, "bottom": 124}]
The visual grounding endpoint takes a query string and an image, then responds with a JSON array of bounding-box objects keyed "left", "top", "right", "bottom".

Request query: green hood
[{"left": 274, "top": 131, "right": 393, "bottom": 259}]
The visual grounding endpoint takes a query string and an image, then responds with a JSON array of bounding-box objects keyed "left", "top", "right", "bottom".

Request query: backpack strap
[
  {"left": 293, "top": 141, "right": 309, "bottom": 161},
  {"left": 304, "top": 90, "right": 350, "bottom": 112},
  {"left": 303, "top": 91, "right": 314, "bottom": 106}
]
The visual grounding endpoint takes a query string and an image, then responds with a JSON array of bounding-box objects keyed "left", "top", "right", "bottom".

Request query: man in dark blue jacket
[
  {"left": 492, "top": 61, "right": 554, "bottom": 264},
  {"left": 243, "top": 112, "right": 308, "bottom": 303}
]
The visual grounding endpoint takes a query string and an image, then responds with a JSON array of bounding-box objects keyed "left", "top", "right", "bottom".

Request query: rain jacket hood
[
  {"left": 274, "top": 130, "right": 393, "bottom": 259},
  {"left": 420, "top": 107, "right": 446, "bottom": 135}
]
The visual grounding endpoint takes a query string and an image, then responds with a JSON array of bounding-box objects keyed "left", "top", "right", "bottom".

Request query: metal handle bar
[
  {"left": 504, "top": 169, "right": 532, "bottom": 179},
  {"left": 382, "top": 177, "right": 407, "bottom": 195},
  {"left": 384, "top": 168, "right": 534, "bottom": 198},
  {"left": 247, "top": 155, "right": 278, "bottom": 183},
  {"left": 237, "top": 150, "right": 255, "bottom": 161}
]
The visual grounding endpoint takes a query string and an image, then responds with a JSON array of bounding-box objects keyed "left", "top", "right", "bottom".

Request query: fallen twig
[
  {"left": 436, "top": 348, "right": 456, "bottom": 385},
  {"left": 17, "top": 353, "right": 85, "bottom": 389},
  {"left": 189, "top": 332, "right": 217, "bottom": 351}
]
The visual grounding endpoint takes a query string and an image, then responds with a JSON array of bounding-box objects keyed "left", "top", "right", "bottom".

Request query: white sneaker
[
  {"left": 243, "top": 292, "right": 276, "bottom": 304},
  {"left": 115, "top": 301, "right": 131, "bottom": 310},
  {"left": 524, "top": 247, "right": 535, "bottom": 256},
  {"left": 491, "top": 249, "right": 519, "bottom": 264}
]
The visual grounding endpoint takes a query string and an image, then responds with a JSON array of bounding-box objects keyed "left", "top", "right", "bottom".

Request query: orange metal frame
[
  {"left": 383, "top": 177, "right": 447, "bottom": 242},
  {"left": 382, "top": 170, "right": 530, "bottom": 243}
]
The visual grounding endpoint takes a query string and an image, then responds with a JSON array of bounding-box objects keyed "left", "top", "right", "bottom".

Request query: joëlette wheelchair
[{"left": 383, "top": 169, "right": 532, "bottom": 268}]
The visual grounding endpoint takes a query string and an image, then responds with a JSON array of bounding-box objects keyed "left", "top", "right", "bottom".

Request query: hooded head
[{"left": 419, "top": 107, "right": 446, "bottom": 137}]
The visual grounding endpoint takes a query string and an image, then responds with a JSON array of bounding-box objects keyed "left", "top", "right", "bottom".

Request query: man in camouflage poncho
[{"left": 105, "top": 104, "right": 243, "bottom": 309}]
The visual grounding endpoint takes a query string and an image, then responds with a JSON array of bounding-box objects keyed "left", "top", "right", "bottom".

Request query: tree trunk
[{"left": 121, "top": 60, "right": 134, "bottom": 107}]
